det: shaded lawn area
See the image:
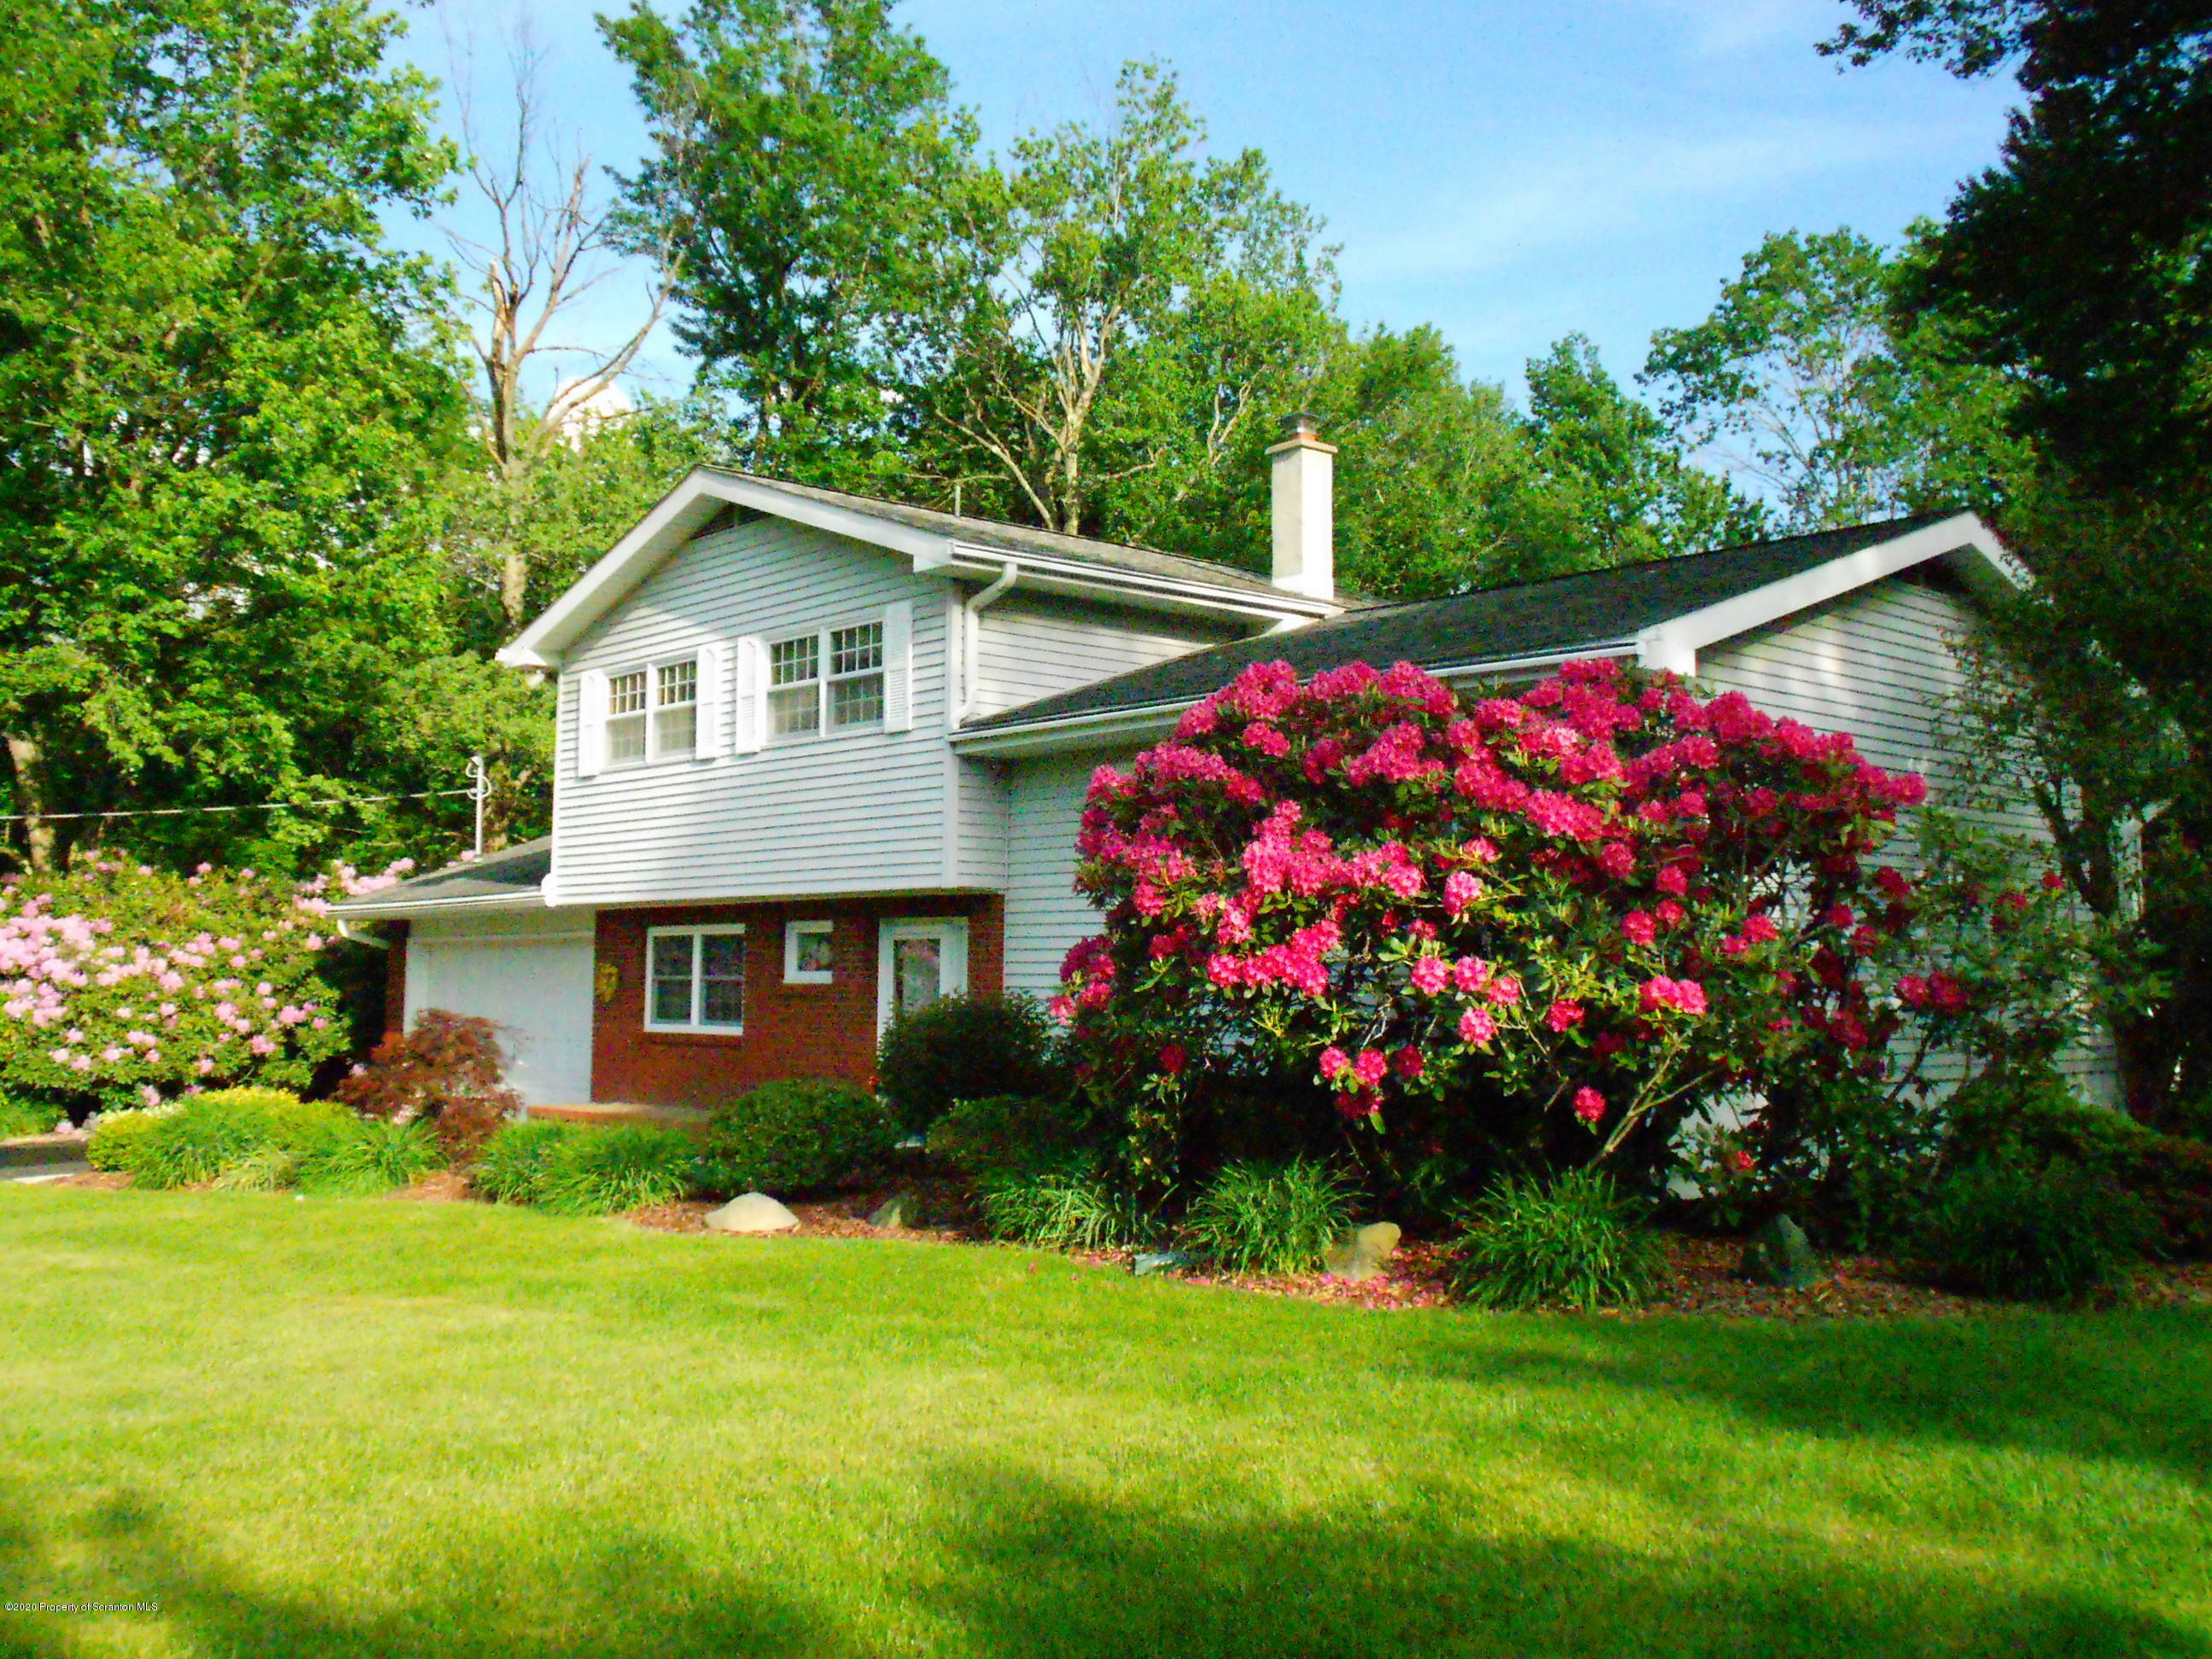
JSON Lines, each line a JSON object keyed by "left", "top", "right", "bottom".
{"left": 1, "top": 1189, "right": 2209, "bottom": 1659}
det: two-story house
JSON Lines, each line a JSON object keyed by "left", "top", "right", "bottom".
{"left": 330, "top": 418, "right": 2047, "bottom": 1109}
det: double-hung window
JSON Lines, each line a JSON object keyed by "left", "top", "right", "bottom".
{"left": 602, "top": 661, "right": 698, "bottom": 766}
{"left": 767, "top": 620, "right": 885, "bottom": 740}
{"left": 645, "top": 926, "right": 746, "bottom": 1033}
{"left": 654, "top": 661, "right": 698, "bottom": 758}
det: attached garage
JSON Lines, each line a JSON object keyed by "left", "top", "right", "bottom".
{"left": 405, "top": 911, "right": 597, "bottom": 1106}
{"left": 334, "top": 841, "right": 598, "bottom": 1108}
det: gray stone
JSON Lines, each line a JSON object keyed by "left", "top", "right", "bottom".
{"left": 1323, "top": 1221, "right": 1402, "bottom": 1282}
{"left": 868, "top": 1192, "right": 919, "bottom": 1230}
{"left": 706, "top": 1192, "right": 800, "bottom": 1235}
{"left": 1742, "top": 1214, "right": 1824, "bottom": 1289}
{"left": 1132, "top": 1249, "right": 1202, "bottom": 1278}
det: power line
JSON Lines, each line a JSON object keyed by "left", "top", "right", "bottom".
{"left": 0, "top": 787, "right": 478, "bottom": 826}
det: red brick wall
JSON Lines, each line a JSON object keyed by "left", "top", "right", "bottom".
{"left": 380, "top": 923, "right": 410, "bottom": 1046}
{"left": 591, "top": 895, "right": 1004, "bottom": 1107}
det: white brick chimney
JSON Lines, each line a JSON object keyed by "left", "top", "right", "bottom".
{"left": 1267, "top": 411, "right": 1336, "bottom": 601}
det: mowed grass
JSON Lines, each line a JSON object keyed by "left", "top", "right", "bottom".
{"left": 1, "top": 1189, "right": 2209, "bottom": 1658}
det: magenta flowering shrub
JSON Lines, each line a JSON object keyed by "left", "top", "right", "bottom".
{"left": 0, "top": 857, "right": 412, "bottom": 1116}
{"left": 1058, "top": 657, "right": 1929, "bottom": 1194}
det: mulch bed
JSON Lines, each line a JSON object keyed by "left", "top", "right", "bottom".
{"left": 33, "top": 1168, "right": 2212, "bottom": 1318}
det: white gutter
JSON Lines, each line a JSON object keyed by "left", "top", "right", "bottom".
{"left": 335, "top": 917, "right": 389, "bottom": 950}
{"left": 327, "top": 891, "right": 553, "bottom": 923}
{"left": 952, "top": 561, "right": 1019, "bottom": 725}
{"left": 947, "top": 642, "right": 1639, "bottom": 760}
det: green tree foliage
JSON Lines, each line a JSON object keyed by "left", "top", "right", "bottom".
{"left": 602, "top": 0, "right": 977, "bottom": 486}
{"left": 1643, "top": 227, "right": 2029, "bottom": 530}
{"left": 1826, "top": 1, "right": 2212, "bottom": 489}
{"left": 0, "top": 0, "right": 535, "bottom": 875}
{"left": 1517, "top": 334, "right": 1768, "bottom": 573}
{"left": 922, "top": 61, "right": 1336, "bottom": 538}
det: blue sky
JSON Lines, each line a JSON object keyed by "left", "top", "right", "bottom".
{"left": 398, "top": 0, "right": 2018, "bottom": 408}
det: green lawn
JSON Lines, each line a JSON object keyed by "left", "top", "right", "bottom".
{"left": 1, "top": 1188, "right": 2208, "bottom": 1658}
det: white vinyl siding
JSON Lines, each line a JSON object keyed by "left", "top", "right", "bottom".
{"left": 968, "top": 592, "right": 1245, "bottom": 720}
{"left": 550, "top": 518, "right": 952, "bottom": 905}
{"left": 1700, "top": 573, "right": 2116, "bottom": 1103}
{"left": 1002, "top": 752, "right": 1127, "bottom": 995}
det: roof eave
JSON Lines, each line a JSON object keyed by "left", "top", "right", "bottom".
{"left": 949, "top": 642, "right": 1639, "bottom": 759}
{"left": 1633, "top": 511, "right": 2017, "bottom": 675}
{"left": 497, "top": 471, "right": 1336, "bottom": 670}
{"left": 325, "top": 889, "right": 552, "bottom": 921}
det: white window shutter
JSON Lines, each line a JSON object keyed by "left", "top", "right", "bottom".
{"left": 696, "top": 643, "right": 729, "bottom": 758}
{"left": 882, "top": 600, "right": 913, "bottom": 732}
{"left": 733, "top": 636, "right": 767, "bottom": 754}
{"left": 576, "top": 669, "right": 608, "bottom": 778}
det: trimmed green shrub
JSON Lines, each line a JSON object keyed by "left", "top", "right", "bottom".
{"left": 925, "top": 1093, "right": 1094, "bottom": 1181}
{"left": 1452, "top": 1169, "right": 1670, "bottom": 1312}
{"left": 296, "top": 1118, "right": 442, "bottom": 1196}
{"left": 876, "top": 994, "right": 1060, "bottom": 1134}
{"left": 473, "top": 1119, "right": 577, "bottom": 1206}
{"left": 87, "top": 1107, "right": 171, "bottom": 1172}
{"left": 130, "top": 1093, "right": 310, "bottom": 1190}
{"left": 980, "top": 1172, "right": 1148, "bottom": 1252}
{"left": 0, "top": 1093, "right": 55, "bottom": 1138}
{"left": 701, "top": 1080, "right": 897, "bottom": 1196}
{"left": 539, "top": 1124, "right": 698, "bottom": 1216}
{"left": 1942, "top": 1072, "right": 2212, "bottom": 1259}
{"left": 1182, "top": 1157, "right": 1360, "bottom": 1276}
{"left": 1914, "top": 1161, "right": 2155, "bottom": 1301}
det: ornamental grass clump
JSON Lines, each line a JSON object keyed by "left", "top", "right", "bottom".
{"left": 472, "top": 1118, "right": 577, "bottom": 1206}
{"left": 127, "top": 1089, "right": 349, "bottom": 1190}
{"left": 538, "top": 1124, "right": 698, "bottom": 1216}
{"left": 980, "top": 1172, "right": 1149, "bottom": 1252}
{"left": 296, "top": 1117, "right": 442, "bottom": 1196}
{"left": 1182, "top": 1157, "right": 1360, "bottom": 1276}
{"left": 1452, "top": 1168, "right": 1669, "bottom": 1312}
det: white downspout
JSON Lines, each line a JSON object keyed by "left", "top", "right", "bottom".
{"left": 953, "top": 561, "right": 1019, "bottom": 726}
{"left": 335, "top": 917, "right": 390, "bottom": 950}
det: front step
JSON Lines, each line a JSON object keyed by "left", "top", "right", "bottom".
{"left": 527, "top": 1103, "right": 715, "bottom": 1133}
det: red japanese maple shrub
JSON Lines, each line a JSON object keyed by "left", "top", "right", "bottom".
{"left": 334, "top": 1009, "right": 521, "bottom": 1156}
{"left": 1057, "top": 656, "right": 1927, "bottom": 1196}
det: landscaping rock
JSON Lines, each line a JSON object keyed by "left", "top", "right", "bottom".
{"left": 1132, "top": 1249, "right": 1202, "bottom": 1278}
{"left": 1742, "top": 1214, "right": 1825, "bottom": 1289}
{"left": 868, "top": 1192, "right": 920, "bottom": 1230}
{"left": 705, "top": 1192, "right": 800, "bottom": 1235}
{"left": 1324, "top": 1221, "right": 1402, "bottom": 1282}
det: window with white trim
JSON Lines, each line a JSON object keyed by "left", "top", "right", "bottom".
{"left": 604, "top": 661, "right": 699, "bottom": 767}
{"left": 783, "top": 919, "right": 835, "bottom": 984}
{"left": 768, "top": 620, "right": 884, "bottom": 740}
{"left": 654, "top": 660, "right": 698, "bottom": 758}
{"left": 645, "top": 925, "right": 746, "bottom": 1032}
{"left": 607, "top": 670, "right": 649, "bottom": 765}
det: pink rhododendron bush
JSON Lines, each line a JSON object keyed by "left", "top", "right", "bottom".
{"left": 0, "top": 858, "right": 411, "bottom": 1121}
{"left": 1058, "top": 657, "right": 1931, "bottom": 1202}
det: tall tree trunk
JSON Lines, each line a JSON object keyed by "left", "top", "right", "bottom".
{"left": 4, "top": 731, "right": 56, "bottom": 872}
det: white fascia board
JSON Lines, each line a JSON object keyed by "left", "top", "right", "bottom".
{"left": 1635, "top": 513, "right": 2019, "bottom": 677}
{"left": 498, "top": 471, "right": 960, "bottom": 669}
{"left": 948, "top": 544, "right": 1342, "bottom": 625}
{"left": 947, "top": 643, "right": 1642, "bottom": 759}
{"left": 325, "top": 890, "right": 553, "bottom": 922}
{"left": 497, "top": 469, "right": 1330, "bottom": 671}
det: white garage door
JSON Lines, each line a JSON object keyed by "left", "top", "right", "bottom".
{"left": 405, "top": 919, "right": 597, "bottom": 1106}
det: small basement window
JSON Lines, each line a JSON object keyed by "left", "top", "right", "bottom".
{"left": 783, "top": 919, "right": 835, "bottom": 984}
{"left": 645, "top": 925, "right": 746, "bottom": 1033}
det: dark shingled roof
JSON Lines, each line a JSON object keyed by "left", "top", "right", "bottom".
{"left": 962, "top": 515, "right": 1948, "bottom": 733}
{"left": 331, "top": 837, "right": 550, "bottom": 913}
{"left": 707, "top": 469, "right": 1307, "bottom": 602}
